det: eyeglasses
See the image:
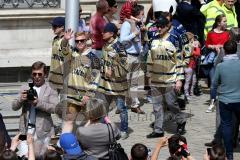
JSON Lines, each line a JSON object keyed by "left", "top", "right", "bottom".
{"left": 75, "top": 39, "right": 86, "bottom": 43}
{"left": 32, "top": 73, "right": 43, "bottom": 77}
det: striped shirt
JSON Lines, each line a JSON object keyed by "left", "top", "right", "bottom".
{"left": 147, "top": 39, "right": 184, "bottom": 87}
{"left": 48, "top": 36, "right": 64, "bottom": 90}
{"left": 98, "top": 38, "right": 128, "bottom": 96}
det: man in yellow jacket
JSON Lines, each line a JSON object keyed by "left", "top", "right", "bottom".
{"left": 222, "top": 0, "right": 238, "bottom": 29}
{"left": 201, "top": 0, "right": 224, "bottom": 38}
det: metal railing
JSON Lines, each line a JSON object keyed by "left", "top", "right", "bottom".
{"left": 0, "top": 0, "right": 60, "bottom": 9}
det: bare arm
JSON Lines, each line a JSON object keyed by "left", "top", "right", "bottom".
{"left": 151, "top": 137, "right": 168, "bottom": 160}
{"left": 27, "top": 134, "right": 35, "bottom": 160}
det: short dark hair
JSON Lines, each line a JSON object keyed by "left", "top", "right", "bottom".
{"left": 132, "top": 5, "right": 144, "bottom": 18}
{"left": 31, "top": 61, "right": 47, "bottom": 74}
{"left": 208, "top": 145, "right": 226, "bottom": 160}
{"left": 44, "top": 149, "right": 62, "bottom": 160}
{"left": 131, "top": 143, "right": 148, "bottom": 160}
{"left": 223, "top": 40, "right": 237, "bottom": 55}
{"left": 168, "top": 134, "right": 187, "bottom": 155}
{"left": 0, "top": 149, "right": 18, "bottom": 160}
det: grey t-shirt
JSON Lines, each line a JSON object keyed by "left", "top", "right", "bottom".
{"left": 76, "top": 123, "right": 120, "bottom": 159}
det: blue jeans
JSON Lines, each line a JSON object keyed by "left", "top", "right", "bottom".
{"left": 219, "top": 101, "right": 240, "bottom": 160}
{"left": 116, "top": 97, "right": 128, "bottom": 132}
{"left": 209, "top": 66, "right": 217, "bottom": 99}
{"left": 95, "top": 92, "right": 128, "bottom": 132}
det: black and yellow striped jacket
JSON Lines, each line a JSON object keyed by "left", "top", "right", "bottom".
{"left": 147, "top": 39, "right": 184, "bottom": 87}
{"left": 67, "top": 49, "right": 100, "bottom": 105}
{"left": 48, "top": 36, "right": 64, "bottom": 90}
{"left": 98, "top": 38, "right": 128, "bottom": 96}
{"left": 61, "top": 40, "right": 100, "bottom": 105}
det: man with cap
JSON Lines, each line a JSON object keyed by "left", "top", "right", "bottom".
{"left": 97, "top": 23, "right": 129, "bottom": 139}
{"left": 48, "top": 17, "right": 65, "bottom": 93}
{"left": 60, "top": 133, "right": 97, "bottom": 160}
{"left": 146, "top": 15, "right": 186, "bottom": 138}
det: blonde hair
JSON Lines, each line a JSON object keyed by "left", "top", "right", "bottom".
{"left": 75, "top": 32, "right": 86, "bottom": 38}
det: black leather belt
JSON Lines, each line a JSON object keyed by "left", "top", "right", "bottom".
{"left": 127, "top": 53, "right": 139, "bottom": 56}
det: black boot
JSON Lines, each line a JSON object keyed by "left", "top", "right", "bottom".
{"left": 177, "top": 122, "right": 186, "bottom": 135}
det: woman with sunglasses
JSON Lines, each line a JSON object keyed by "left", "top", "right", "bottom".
{"left": 59, "top": 30, "right": 100, "bottom": 133}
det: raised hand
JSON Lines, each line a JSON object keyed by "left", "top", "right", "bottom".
{"left": 64, "top": 28, "right": 74, "bottom": 41}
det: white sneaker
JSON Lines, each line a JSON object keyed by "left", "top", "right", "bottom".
{"left": 121, "top": 132, "right": 129, "bottom": 140}
{"left": 206, "top": 104, "right": 215, "bottom": 113}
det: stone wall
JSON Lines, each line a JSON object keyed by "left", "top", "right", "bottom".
{"left": 0, "top": 0, "right": 151, "bottom": 82}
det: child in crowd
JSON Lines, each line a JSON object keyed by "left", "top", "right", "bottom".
{"left": 183, "top": 33, "right": 201, "bottom": 102}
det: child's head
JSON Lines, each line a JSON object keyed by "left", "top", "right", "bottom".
{"left": 131, "top": 143, "right": 148, "bottom": 160}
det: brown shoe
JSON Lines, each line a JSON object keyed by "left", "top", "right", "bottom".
{"left": 131, "top": 107, "right": 145, "bottom": 114}
{"left": 115, "top": 109, "right": 122, "bottom": 114}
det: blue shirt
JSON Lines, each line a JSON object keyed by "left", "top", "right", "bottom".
{"left": 214, "top": 59, "right": 240, "bottom": 103}
{"left": 119, "top": 21, "right": 142, "bottom": 55}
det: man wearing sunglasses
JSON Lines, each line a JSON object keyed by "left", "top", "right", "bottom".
{"left": 12, "top": 61, "right": 59, "bottom": 157}
{"left": 59, "top": 30, "right": 100, "bottom": 133}
{"left": 146, "top": 15, "right": 186, "bottom": 138}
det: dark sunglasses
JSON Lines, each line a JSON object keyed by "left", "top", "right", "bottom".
{"left": 32, "top": 73, "right": 43, "bottom": 77}
{"left": 75, "top": 39, "right": 86, "bottom": 43}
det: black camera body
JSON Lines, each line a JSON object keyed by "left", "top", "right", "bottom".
{"left": 27, "top": 79, "right": 38, "bottom": 101}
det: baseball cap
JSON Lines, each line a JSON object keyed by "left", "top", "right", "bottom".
{"left": 103, "top": 23, "right": 118, "bottom": 34}
{"left": 60, "top": 133, "right": 82, "bottom": 155}
{"left": 106, "top": 0, "right": 117, "bottom": 7}
{"left": 50, "top": 17, "right": 65, "bottom": 27}
{"left": 154, "top": 15, "right": 169, "bottom": 28}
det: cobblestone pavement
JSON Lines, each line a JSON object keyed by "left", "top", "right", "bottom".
{"left": 0, "top": 83, "right": 240, "bottom": 160}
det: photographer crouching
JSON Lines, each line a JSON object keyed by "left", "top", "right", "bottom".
{"left": 12, "top": 61, "right": 59, "bottom": 158}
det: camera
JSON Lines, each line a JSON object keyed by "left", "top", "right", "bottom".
{"left": 19, "top": 134, "right": 27, "bottom": 141}
{"left": 27, "top": 79, "right": 38, "bottom": 101}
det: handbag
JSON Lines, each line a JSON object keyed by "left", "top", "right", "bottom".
{"left": 106, "top": 124, "right": 129, "bottom": 160}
